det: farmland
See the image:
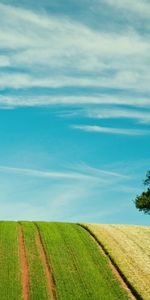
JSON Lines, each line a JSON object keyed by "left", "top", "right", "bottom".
{"left": 85, "top": 224, "right": 150, "bottom": 300}
{"left": 0, "top": 222, "right": 149, "bottom": 299}
{"left": 20, "top": 222, "right": 51, "bottom": 300}
{"left": 0, "top": 222, "right": 22, "bottom": 300}
{"left": 36, "top": 222, "right": 130, "bottom": 300}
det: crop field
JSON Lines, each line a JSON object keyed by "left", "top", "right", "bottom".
{"left": 85, "top": 224, "right": 150, "bottom": 300}
{"left": 20, "top": 222, "right": 51, "bottom": 300}
{"left": 0, "top": 222, "right": 22, "bottom": 300}
{"left": 0, "top": 221, "right": 149, "bottom": 300}
{"left": 36, "top": 222, "right": 130, "bottom": 300}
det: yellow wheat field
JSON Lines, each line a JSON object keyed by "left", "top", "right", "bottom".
{"left": 85, "top": 224, "right": 150, "bottom": 300}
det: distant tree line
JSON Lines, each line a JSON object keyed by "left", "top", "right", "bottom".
{"left": 135, "top": 170, "right": 150, "bottom": 214}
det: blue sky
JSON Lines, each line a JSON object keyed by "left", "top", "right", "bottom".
{"left": 0, "top": 0, "right": 150, "bottom": 225}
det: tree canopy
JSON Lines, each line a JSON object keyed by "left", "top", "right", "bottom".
{"left": 144, "top": 170, "right": 150, "bottom": 186}
{"left": 135, "top": 171, "right": 150, "bottom": 214}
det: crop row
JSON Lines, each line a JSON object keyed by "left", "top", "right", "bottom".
{"left": 86, "top": 224, "right": 150, "bottom": 300}
{"left": 0, "top": 221, "right": 135, "bottom": 300}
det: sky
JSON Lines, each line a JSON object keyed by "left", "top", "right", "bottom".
{"left": 0, "top": 0, "right": 150, "bottom": 225}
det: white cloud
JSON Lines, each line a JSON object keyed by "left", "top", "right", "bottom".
{"left": 104, "top": 0, "right": 150, "bottom": 19}
{"left": 0, "top": 160, "right": 144, "bottom": 222}
{"left": 0, "top": 94, "right": 150, "bottom": 108}
{"left": 0, "top": 165, "right": 92, "bottom": 181}
{"left": 86, "top": 108, "right": 150, "bottom": 124}
{"left": 0, "top": 162, "right": 129, "bottom": 221}
{"left": 0, "top": 55, "right": 10, "bottom": 67}
{"left": 69, "top": 162, "right": 129, "bottom": 179}
{"left": 0, "top": 3, "right": 148, "bottom": 53}
{"left": 72, "top": 125, "right": 150, "bottom": 135}
{"left": 0, "top": 165, "right": 111, "bottom": 183}
{"left": 0, "top": 3, "right": 150, "bottom": 94}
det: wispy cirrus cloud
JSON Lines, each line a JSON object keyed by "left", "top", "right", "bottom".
{"left": 68, "top": 162, "right": 129, "bottom": 179}
{"left": 0, "top": 94, "right": 150, "bottom": 108}
{"left": 0, "top": 2, "right": 150, "bottom": 96}
{"left": 0, "top": 165, "right": 97, "bottom": 181}
{"left": 57, "top": 105, "right": 150, "bottom": 125}
{"left": 85, "top": 107, "right": 150, "bottom": 124}
{"left": 0, "top": 161, "right": 131, "bottom": 221}
{"left": 0, "top": 164, "right": 120, "bottom": 183}
{"left": 0, "top": 1, "right": 150, "bottom": 139}
{"left": 0, "top": 1, "right": 149, "bottom": 225}
{"left": 0, "top": 162, "right": 130, "bottom": 184}
{"left": 104, "top": 0, "right": 150, "bottom": 19}
{"left": 72, "top": 125, "right": 150, "bottom": 136}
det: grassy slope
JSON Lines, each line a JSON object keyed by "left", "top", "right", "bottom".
{"left": 21, "top": 222, "right": 50, "bottom": 300}
{"left": 86, "top": 224, "right": 150, "bottom": 300}
{"left": 0, "top": 221, "right": 149, "bottom": 300}
{"left": 0, "top": 222, "right": 22, "bottom": 300}
{"left": 37, "top": 222, "right": 130, "bottom": 300}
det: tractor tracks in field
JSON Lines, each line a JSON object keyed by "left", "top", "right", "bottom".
{"left": 79, "top": 224, "right": 142, "bottom": 300}
{"left": 35, "top": 224, "right": 56, "bottom": 300}
{"left": 19, "top": 223, "right": 56, "bottom": 300}
{"left": 18, "top": 224, "right": 30, "bottom": 300}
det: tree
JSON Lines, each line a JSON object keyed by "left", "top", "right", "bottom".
{"left": 135, "top": 170, "right": 150, "bottom": 214}
{"left": 144, "top": 170, "right": 150, "bottom": 186}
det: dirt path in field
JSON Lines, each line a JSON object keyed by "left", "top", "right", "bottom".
{"left": 36, "top": 230, "right": 56, "bottom": 300}
{"left": 79, "top": 225, "right": 139, "bottom": 300}
{"left": 19, "top": 225, "right": 29, "bottom": 300}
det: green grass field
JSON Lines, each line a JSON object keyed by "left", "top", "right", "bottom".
{"left": 36, "top": 222, "right": 130, "bottom": 300}
{"left": 0, "top": 222, "right": 22, "bottom": 300}
{"left": 0, "top": 221, "right": 149, "bottom": 299}
{"left": 21, "top": 222, "right": 51, "bottom": 300}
